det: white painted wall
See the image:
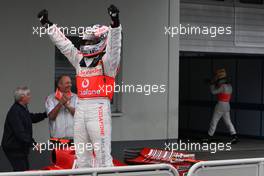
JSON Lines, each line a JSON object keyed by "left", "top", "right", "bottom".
{"left": 0, "top": 0, "right": 179, "bottom": 143}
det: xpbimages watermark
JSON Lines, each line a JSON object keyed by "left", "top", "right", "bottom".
{"left": 32, "top": 141, "right": 100, "bottom": 154}
{"left": 79, "top": 82, "right": 166, "bottom": 96}
{"left": 164, "top": 140, "right": 232, "bottom": 154}
{"left": 103, "top": 83, "right": 166, "bottom": 95}
{"left": 32, "top": 24, "right": 102, "bottom": 38}
{"left": 165, "top": 24, "right": 232, "bottom": 38}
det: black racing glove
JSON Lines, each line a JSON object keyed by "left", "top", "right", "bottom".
{"left": 37, "top": 9, "right": 53, "bottom": 28}
{"left": 108, "top": 5, "right": 120, "bottom": 28}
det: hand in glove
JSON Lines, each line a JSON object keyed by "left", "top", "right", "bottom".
{"left": 108, "top": 5, "right": 120, "bottom": 28}
{"left": 37, "top": 9, "right": 53, "bottom": 28}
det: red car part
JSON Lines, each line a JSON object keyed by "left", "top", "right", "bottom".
{"left": 42, "top": 139, "right": 126, "bottom": 170}
{"left": 125, "top": 148, "right": 202, "bottom": 176}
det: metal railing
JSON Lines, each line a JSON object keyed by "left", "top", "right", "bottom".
{"left": 0, "top": 164, "right": 179, "bottom": 176}
{"left": 187, "top": 158, "right": 264, "bottom": 176}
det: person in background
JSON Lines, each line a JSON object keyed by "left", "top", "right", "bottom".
{"left": 207, "top": 68, "right": 238, "bottom": 144}
{"left": 1, "top": 86, "right": 47, "bottom": 171}
{"left": 45, "top": 75, "right": 77, "bottom": 141}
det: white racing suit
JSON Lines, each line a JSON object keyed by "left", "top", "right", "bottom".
{"left": 208, "top": 83, "right": 237, "bottom": 136}
{"left": 47, "top": 24, "right": 122, "bottom": 168}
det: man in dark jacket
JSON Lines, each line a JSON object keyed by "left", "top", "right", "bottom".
{"left": 1, "top": 86, "right": 47, "bottom": 171}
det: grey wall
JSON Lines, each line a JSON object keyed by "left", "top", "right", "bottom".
{"left": 0, "top": 0, "right": 179, "bottom": 143}
{"left": 112, "top": 0, "right": 179, "bottom": 141}
{"left": 180, "top": 0, "right": 264, "bottom": 54}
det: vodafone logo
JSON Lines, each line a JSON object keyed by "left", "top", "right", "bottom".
{"left": 79, "top": 67, "right": 102, "bottom": 77}
{"left": 81, "top": 79, "right": 90, "bottom": 88}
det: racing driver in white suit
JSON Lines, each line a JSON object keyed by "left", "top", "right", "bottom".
{"left": 37, "top": 5, "right": 122, "bottom": 168}
{"left": 208, "top": 69, "right": 238, "bottom": 144}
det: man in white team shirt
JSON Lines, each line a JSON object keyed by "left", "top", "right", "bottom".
{"left": 45, "top": 75, "right": 77, "bottom": 140}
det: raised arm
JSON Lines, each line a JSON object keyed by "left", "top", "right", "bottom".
{"left": 37, "top": 9, "right": 82, "bottom": 69}
{"left": 103, "top": 5, "right": 122, "bottom": 77}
